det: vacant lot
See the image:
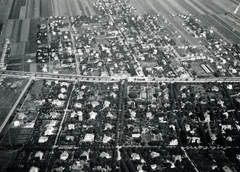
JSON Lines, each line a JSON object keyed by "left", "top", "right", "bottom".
{"left": 0, "top": 77, "right": 28, "bottom": 108}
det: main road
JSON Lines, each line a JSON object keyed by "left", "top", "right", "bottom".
{"left": 1, "top": 69, "right": 240, "bottom": 83}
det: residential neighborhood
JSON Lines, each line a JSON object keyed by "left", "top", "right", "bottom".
{"left": 0, "top": 0, "right": 240, "bottom": 171}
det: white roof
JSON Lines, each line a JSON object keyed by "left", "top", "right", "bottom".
{"left": 131, "top": 153, "right": 140, "bottom": 160}
{"left": 89, "top": 111, "right": 98, "bottom": 120}
{"left": 103, "top": 134, "right": 112, "bottom": 143}
{"left": 151, "top": 152, "right": 160, "bottom": 158}
{"left": 84, "top": 134, "right": 94, "bottom": 142}
{"left": 100, "top": 152, "right": 111, "bottom": 159}
{"left": 60, "top": 151, "right": 69, "bottom": 160}
{"left": 29, "top": 166, "right": 39, "bottom": 172}
{"left": 169, "top": 139, "right": 178, "bottom": 146}
{"left": 35, "top": 151, "right": 44, "bottom": 160}
{"left": 38, "top": 136, "right": 48, "bottom": 143}
{"left": 132, "top": 134, "right": 140, "bottom": 138}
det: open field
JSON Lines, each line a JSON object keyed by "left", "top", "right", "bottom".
{"left": 0, "top": 77, "right": 28, "bottom": 126}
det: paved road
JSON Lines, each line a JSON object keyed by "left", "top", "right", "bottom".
{"left": 1, "top": 69, "right": 240, "bottom": 83}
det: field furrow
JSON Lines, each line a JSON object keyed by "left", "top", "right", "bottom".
{"left": 48, "top": 0, "right": 53, "bottom": 17}
{"left": 212, "top": 14, "right": 240, "bottom": 38}
{"left": 73, "top": 0, "right": 82, "bottom": 16}
{"left": 191, "top": 0, "right": 214, "bottom": 14}
{"left": 11, "top": 20, "right": 20, "bottom": 43}
{"left": 212, "top": 0, "right": 236, "bottom": 13}
{"left": 69, "top": 0, "right": 78, "bottom": 17}
{"left": 139, "top": 0, "right": 157, "bottom": 15}
{"left": 77, "top": 0, "right": 86, "bottom": 16}
{"left": 148, "top": 0, "right": 171, "bottom": 14}
{"left": 34, "top": 0, "right": 40, "bottom": 18}
{"left": 156, "top": 0, "right": 178, "bottom": 15}
{"left": 199, "top": 0, "right": 225, "bottom": 14}
{"left": 4, "top": 20, "right": 14, "bottom": 39}
{"left": 144, "top": 0, "right": 160, "bottom": 14}
{"left": 53, "top": 0, "right": 59, "bottom": 16}
{"left": 167, "top": 0, "right": 189, "bottom": 15}
{"left": 86, "top": 0, "right": 96, "bottom": 15}
{"left": 20, "top": 19, "right": 30, "bottom": 42}
{"left": 130, "top": 0, "right": 147, "bottom": 15}
{"left": 65, "top": 0, "right": 72, "bottom": 16}
{"left": 184, "top": 0, "right": 205, "bottom": 15}
{"left": 19, "top": 6, "right": 26, "bottom": 19}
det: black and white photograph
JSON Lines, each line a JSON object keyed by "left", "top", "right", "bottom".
{"left": 0, "top": 0, "right": 240, "bottom": 171}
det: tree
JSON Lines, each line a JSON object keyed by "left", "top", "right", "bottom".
{"left": 128, "top": 92, "right": 138, "bottom": 99}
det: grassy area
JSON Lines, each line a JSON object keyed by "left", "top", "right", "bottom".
{"left": 0, "top": 108, "right": 11, "bottom": 126}
{"left": 0, "top": 77, "right": 28, "bottom": 109}
{"left": 0, "top": 150, "right": 18, "bottom": 172}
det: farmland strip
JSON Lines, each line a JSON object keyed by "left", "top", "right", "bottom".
{"left": 28, "top": 18, "right": 37, "bottom": 42}
{"left": 156, "top": 0, "right": 178, "bottom": 15}
{"left": 167, "top": 0, "right": 189, "bottom": 15}
{"left": 70, "top": 0, "right": 78, "bottom": 17}
{"left": 57, "top": 0, "right": 63, "bottom": 16}
{"left": 34, "top": 0, "right": 40, "bottom": 18}
{"left": 60, "top": 0, "right": 67, "bottom": 16}
{"left": 26, "top": 0, "right": 31, "bottom": 18}
{"left": 5, "top": 20, "right": 14, "bottom": 39}
{"left": 147, "top": 0, "right": 171, "bottom": 14}
{"left": 86, "top": 0, "right": 96, "bottom": 15}
{"left": 77, "top": 0, "right": 86, "bottom": 16}
{"left": 19, "top": 6, "right": 26, "bottom": 19}
{"left": 184, "top": 0, "right": 205, "bottom": 15}
{"left": 145, "top": 0, "right": 160, "bottom": 14}
{"left": 207, "top": 14, "right": 240, "bottom": 43}
{"left": 212, "top": 0, "right": 236, "bottom": 13}
{"left": 138, "top": 0, "right": 157, "bottom": 15}
{"left": 73, "top": 0, "right": 82, "bottom": 16}
{"left": 11, "top": 20, "right": 20, "bottom": 43}
{"left": 16, "top": 20, "right": 23, "bottom": 42}
{"left": 20, "top": 19, "right": 30, "bottom": 42}
{"left": 191, "top": 0, "right": 214, "bottom": 14}
{"left": 8, "top": 0, "right": 18, "bottom": 19}
{"left": 210, "top": 26, "right": 233, "bottom": 44}
{"left": 129, "top": 0, "right": 146, "bottom": 15}
{"left": 85, "top": 7, "right": 91, "bottom": 16}
{"left": 29, "top": 0, "right": 35, "bottom": 19}
{"left": 10, "top": 43, "right": 17, "bottom": 56}
{"left": 199, "top": 0, "right": 225, "bottom": 14}
{"left": 48, "top": 0, "right": 53, "bottom": 17}
{"left": 65, "top": 0, "right": 72, "bottom": 16}
{"left": 0, "top": 0, "right": 13, "bottom": 20}
{"left": 212, "top": 14, "right": 240, "bottom": 38}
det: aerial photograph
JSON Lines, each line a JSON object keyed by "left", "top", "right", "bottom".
{"left": 0, "top": 0, "right": 240, "bottom": 171}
